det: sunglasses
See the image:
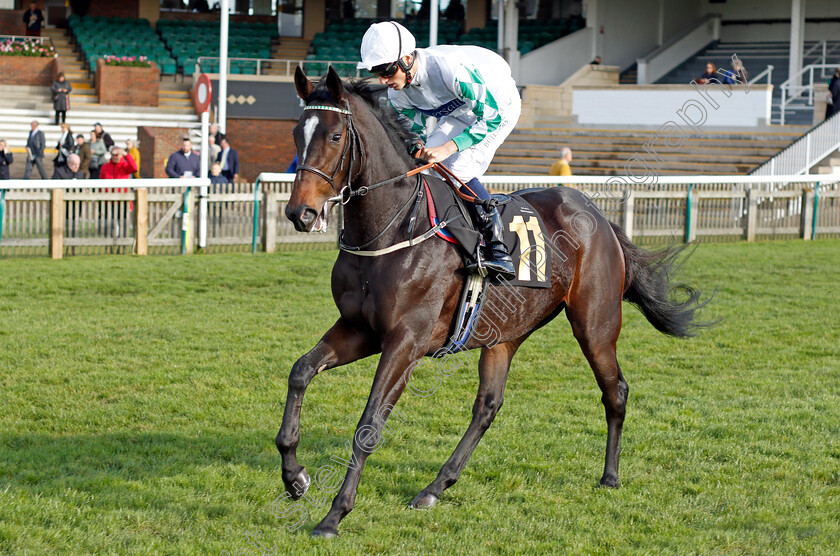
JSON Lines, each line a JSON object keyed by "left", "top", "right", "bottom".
{"left": 370, "top": 61, "right": 399, "bottom": 78}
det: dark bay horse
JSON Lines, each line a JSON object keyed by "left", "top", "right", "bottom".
{"left": 278, "top": 66, "right": 705, "bottom": 537}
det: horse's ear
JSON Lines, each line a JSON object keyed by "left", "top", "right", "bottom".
{"left": 326, "top": 65, "right": 344, "bottom": 103}
{"left": 294, "top": 66, "right": 313, "bottom": 101}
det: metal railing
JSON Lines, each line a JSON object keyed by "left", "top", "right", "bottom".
{"left": 194, "top": 56, "right": 362, "bottom": 78}
{"left": 752, "top": 112, "right": 840, "bottom": 176}
{"left": 748, "top": 64, "right": 774, "bottom": 85}
{"left": 778, "top": 63, "right": 837, "bottom": 125}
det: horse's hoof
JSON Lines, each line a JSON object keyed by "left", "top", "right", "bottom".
{"left": 284, "top": 468, "right": 311, "bottom": 500}
{"left": 410, "top": 491, "right": 439, "bottom": 509}
{"left": 600, "top": 474, "right": 620, "bottom": 488}
{"left": 311, "top": 528, "right": 337, "bottom": 539}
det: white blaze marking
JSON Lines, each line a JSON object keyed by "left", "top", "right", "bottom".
{"left": 302, "top": 116, "right": 319, "bottom": 161}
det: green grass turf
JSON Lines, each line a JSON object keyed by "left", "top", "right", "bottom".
{"left": 0, "top": 240, "right": 838, "bottom": 554}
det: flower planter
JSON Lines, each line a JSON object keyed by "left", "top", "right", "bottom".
{"left": 96, "top": 60, "right": 160, "bottom": 106}
{"left": 0, "top": 55, "right": 57, "bottom": 86}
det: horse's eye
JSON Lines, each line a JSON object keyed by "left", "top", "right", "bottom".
{"left": 331, "top": 133, "right": 342, "bottom": 143}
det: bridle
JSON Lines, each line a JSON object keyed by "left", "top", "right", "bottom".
{"left": 295, "top": 102, "right": 363, "bottom": 204}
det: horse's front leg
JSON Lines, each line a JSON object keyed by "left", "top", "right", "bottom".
{"left": 277, "top": 318, "right": 379, "bottom": 500}
{"left": 311, "top": 332, "right": 428, "bottom": 538}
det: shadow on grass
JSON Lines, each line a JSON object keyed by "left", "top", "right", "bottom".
{"left": 0, "top": 431, "right": 279, "bottom": 491}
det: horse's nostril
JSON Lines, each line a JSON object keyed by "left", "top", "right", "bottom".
{"left": 300, "top": 208, "right": 317, "bottom": 225}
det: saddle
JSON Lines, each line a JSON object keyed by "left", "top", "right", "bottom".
{"left": 422, "top": 176, "right": 552, "bottom": 289}
{"left": 423, "top": 176, "right": 553, "bottom": 355}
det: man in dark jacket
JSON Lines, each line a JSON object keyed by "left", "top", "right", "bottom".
{"left": 51, "top": 154, "right": 85, "bottom": 179}
{"left": 74, "top": 134, "right": 91, "bottom": 178}
{"left": 23, "top": 120, "right": 47, "bottom": 179}
{"left": 0, "top": 139, "right": 13, "bottom": 180}
{"left": 23, "top": 3, "right": 44, "bottom": 37}
{"left": 827, "top": 68, "right": 840, "bottom": 119}
{"left": 217, "top": 137, "right": 240, "bottom": 182}
{"left": 165, "top": 136, "right": 201, "bottom": 178}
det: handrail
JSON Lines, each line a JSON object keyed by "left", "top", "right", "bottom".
{"left": 194, "top": 56, "right": 361, "bottom": 77}
{"left": 778, "top": 63, "right": 837, "bottom": 124}
{"left": 748, "top": 64, "right": 774, "bottom": 85}
{"left": 751, "top": 111, "right": 840, "bottom": 176}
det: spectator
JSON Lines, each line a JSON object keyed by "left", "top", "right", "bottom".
{"left": 697, "top": 62, "right": 731, "bottom": 85}
{"left": 217, "top": 137, "right": 239, "bottom": 182}
{"left": 51, "top": 153, "right": 84, "bottom": 179}
{"left": 93, "top": 123, "right": 114, "bottom": 150}
{"left": 207, "top": 133, "right": 222, "bottom": 174}
{"left": 343, "top": 0, "right": 355, "bottom": 19}
{"left": 23, "top": 120, "right": 46, "bottom": 179}
{"left": 209, "top": 123, "right": 225, "bottom": 146}
{"left": 88, "top": 130, "right": 107, "bottom": 179}
{"left": 0, "top": 140, "right": 12, "bottom": 180}
{"left": 125, "top": 139, "right": 141, "bottom": 178}
{"left": 549, "top": 147, "right": 573, "bottom": 177}
{"left": 826, "top": 68, "right": 840, "bottom": 119}
{"left": 23, "top": 2, "right": 44, "bottom": 37}
{"left": 591, "top": 56, "right": 602, "bottom": 65}
{"left": 166, "top": 136, "right": 201, "bottom": 178}
{"left": 209, "top": 162, "right": 228, "bottom": 191}
{"left": 730, "top": 58, "right": 749, "bottom": 84}
{"left": 54, "top": 122, "right": 74, "bottom": 168}
{"left": 443, "top": 0, "right": 464, "bottom": 21}
{"left": 100, "top": 147, "right": 137, "bottom": 180}
{"left": 74, "top": 134, "right": 91, "bottom": 178}
{"left": 50, "top": 73, "right": 72, "bottom": 125}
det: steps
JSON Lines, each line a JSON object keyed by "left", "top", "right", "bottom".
{"left": 0, "top": 85, "right": 199, "bottom": 151}
{"left": 264, "top": 37, "right": 312, "bottom": 76}
{"left": 42, "top": 27, "right": 96, "bottom": 105}
{"left": 488, "top": 124, "right": 810, "bottom": 176}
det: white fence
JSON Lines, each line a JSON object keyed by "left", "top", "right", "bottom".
{"left": 1, "top": 174, "right": 839, "bottom": 259}
{"left": 751, "top": 112, "right": 840, "bottom": 176}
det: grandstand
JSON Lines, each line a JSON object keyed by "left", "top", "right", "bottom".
{"left": 654, "top": 39, "right": 840, "bottom": 125}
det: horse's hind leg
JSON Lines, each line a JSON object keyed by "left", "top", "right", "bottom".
{"left": 411, "top": 338, "right": 524, "bottom": 509}
{"left": 276, "top": 318, "right": 378, "bottom": 499}
{"left": 566, "top": 287, "right": 629, "bottom": 487}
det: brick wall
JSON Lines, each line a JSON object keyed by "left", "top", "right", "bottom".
{"left": 96, "top": 60, "right": 160, "bottom": 106}
{"left": 138, "top": 126, "right": 194, "bottom": 179}
{"left": 224, "top": 119, "right": 297, "bottom": 182}
{"left": 0, "top": 9, "right": 26, "bottom": 35}
{"left": 0, "top": 56, "right": 58, "bottom": 86}
{"left": 86, "top": 0, "right": 140, "bottom": 19}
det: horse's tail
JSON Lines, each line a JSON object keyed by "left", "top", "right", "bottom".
{"left": 610, "top": 222, "right": 710, "bottom": 338}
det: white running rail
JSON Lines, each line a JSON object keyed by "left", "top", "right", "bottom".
{"left": 752, "top": 112, "right": 840, "bottom": 176}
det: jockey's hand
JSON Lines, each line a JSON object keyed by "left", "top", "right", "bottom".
{"left": 415, "top": 140, "right": 458, "bottom": 163}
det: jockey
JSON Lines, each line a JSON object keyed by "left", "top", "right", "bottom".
{"left": 358, "top": 21, "right": 520, "bottom": 280}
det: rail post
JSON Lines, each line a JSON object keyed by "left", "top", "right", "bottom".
{"left": 621, "top": 189, "right": 634, "bottom": 240}
{"left": 812, "top": 182, "right": 820, "bottom": 240}
{"left": 181, "top": 187, "right": 191, "bottom": 255}
{"left": 744, "top": 188, "right": 758, "bottom": 242}
{"left": 685, "top": 184, "right": 697, "bottom": 243}
{"left": 0, "top": 189, "right": 5, "bottom": 253}
{"left": 136, "top": 188, "right": 148, "bottom": 255}
{"left": 252, "top": 178, "right": 261, "bottom": 253}
{"left": 50, "top": 188, "right": 64, "bottom": 259}
{"left": 264, "top": 190, "right": 277, "bottom": 253}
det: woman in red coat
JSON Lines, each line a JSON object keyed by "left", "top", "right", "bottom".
{"left": 99, "top": 147, "right": 137, "bottom": 179}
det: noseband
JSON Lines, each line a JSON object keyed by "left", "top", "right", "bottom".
{"left": 295, "top": 103, "right": 363, "bottom": 204}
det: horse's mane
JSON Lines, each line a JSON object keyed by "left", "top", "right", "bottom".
{"left": 310, "top": 77, "right": 421, "bottom": 169}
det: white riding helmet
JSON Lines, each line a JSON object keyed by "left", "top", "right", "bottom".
{"left": 357, "top": 21, "right": 416, "bottom": 71}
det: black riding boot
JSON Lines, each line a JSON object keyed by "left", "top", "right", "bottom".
{"left": 467, "top": 204, "right": 516, "bottom": 280}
